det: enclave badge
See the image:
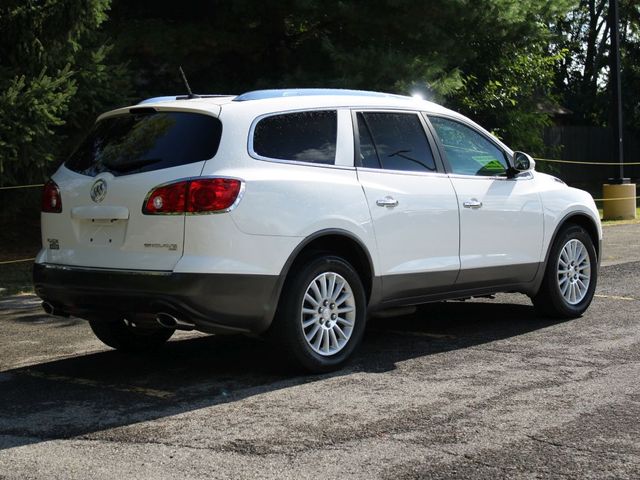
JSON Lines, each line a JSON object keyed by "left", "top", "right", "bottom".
{"left": 90, "top": 179, "right": 107, "bottom": 203}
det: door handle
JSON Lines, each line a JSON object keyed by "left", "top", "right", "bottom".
{"left": 463, "top": 198, "right": 483, "bottom": 209}
{"left": 376, "top": 196, "right": 399, "bottom": 208}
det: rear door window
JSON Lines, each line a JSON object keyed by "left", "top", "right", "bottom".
{"left": 252, "top": 110, "right": 337, "bottom": 164}
{"left": 66, "top": 111, "right": 222, "bottom": 177}
{"left": 355, "top": 112, "right": 437, "bottom": 172}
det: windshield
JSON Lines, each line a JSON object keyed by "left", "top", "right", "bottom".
{"left": 65, "top": 111, "right": 222, "bottom": 176}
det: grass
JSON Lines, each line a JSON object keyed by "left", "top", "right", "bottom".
{"left": 0, "top": 195, "right": 40, "bottom": 297}
{"left": 598, "top": 207, "right": 640, "bottom": 225}
{"left": 0, "top": 262, "right": 35, "bottom": 297}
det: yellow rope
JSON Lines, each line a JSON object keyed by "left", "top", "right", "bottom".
{"left": 0, "top": 258, "right": 35, "bottom": 265}
{"left": 0, "top": 184, "right": 44, "bottom": 190}
{"left": 535, "top": 157, "right": 640, "bottom": 166}
{"left": 592, "top": 196, "right": 640, "bottom": 202}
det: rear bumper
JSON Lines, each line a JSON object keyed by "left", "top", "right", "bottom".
{"left": 33, "top": 263, "right": 279, "bottom": 334}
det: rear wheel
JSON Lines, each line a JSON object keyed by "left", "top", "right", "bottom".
{"left": 272, "top": 254, "right": 367, "bottom": 373}
{"left": 533, "top": 224, "right": 597, "bottom": 318}
{"left": 89, "top": 317, "right": 175, "bottom": 352}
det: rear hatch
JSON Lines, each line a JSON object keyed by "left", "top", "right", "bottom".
{"left": 42, "top": 106, "right": 222, "bottom": 271}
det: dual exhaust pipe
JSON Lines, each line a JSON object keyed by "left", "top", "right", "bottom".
{"left": 41, "top": 302, "right": 195, "bottom": 331}
{"left": 41, "top": 301, "right": 70, "bottom": 318}
{"left": 155, "top": 312, "right": 195, "bottom": 330}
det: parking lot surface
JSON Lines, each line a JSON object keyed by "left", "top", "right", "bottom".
{"left": 0, "top": 223, "right": 639, "bottom": 479}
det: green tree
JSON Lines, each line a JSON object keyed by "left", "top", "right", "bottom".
{"left": 107, "top": 0, "right": 572, "bottom": 153}
{"left": 618, "top": 1, "right": 640, "bottom": 134}
{"left": 551, "top": 0, "right": 640, "bottom": 131}
{"left": 438, "top": 1, "right": 570, "bottom": 153}
{"left": 0, "top": 0, "right": 130, "bottom": 186}
{"left": 551, "top": 0, "right": 611, "bottom": 126}
{"left": 454, "top": 46, "right": 566, "bottom": 154}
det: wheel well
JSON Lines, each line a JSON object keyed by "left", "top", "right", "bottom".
{"left": 286, "top": 234, "right": 373, "bottom": 300}
{"left": 562, "top": 214, "right": 600, "bottom": 258}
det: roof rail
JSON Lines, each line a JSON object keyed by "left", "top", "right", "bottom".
{"left": 233, "top": 88, "right": 408, "bottom": 102}
{"left": 137, "top": 94, "right": 233, "bottom": 105}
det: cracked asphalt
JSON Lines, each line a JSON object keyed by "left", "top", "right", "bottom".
{"left": 0, "top": 223, "right": 639, "bottom": 479}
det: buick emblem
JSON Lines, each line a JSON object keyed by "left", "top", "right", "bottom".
{"left": 90, "top": 179, "right": 107, "bottom": 203}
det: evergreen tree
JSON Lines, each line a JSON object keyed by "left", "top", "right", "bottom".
{"left": 106, "top": 0, "right": 572, "bottom": 152}
{"left": 0, "top": 0, "right": 130, "bottom": 186}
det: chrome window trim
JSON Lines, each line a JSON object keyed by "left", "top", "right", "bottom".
{"left": 245, "top": 157, "right": 356, "bottom": 171}
{"left": 356, "top": 166, "right": 450, "bottom": 178}
{"left": 141, "top": 175, "right": 246, "bottom": 216}
{"left": 447, "top": 171, "right": 533, "bottom": 181}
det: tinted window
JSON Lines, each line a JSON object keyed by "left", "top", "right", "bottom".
{"left": 253, "top": 111, "right": 337, "bottom": 164}
{"left": 66, "top": 111, "right": 222, "bottom": 177}
{"left": 429, "top": 116, "right": 508, "bottom": 176}
{"left": 356, "top": 112, "right": 436, "bottom": 172}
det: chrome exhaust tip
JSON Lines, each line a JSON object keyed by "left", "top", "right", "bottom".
{"left": 42, "top": 301, "right": 54, "bottom": 315}
{"left": 41, "top": 301, "right": 70, "bottom": 318}
{"left": 156, "top": 312, "right": 195, "bottom": 330}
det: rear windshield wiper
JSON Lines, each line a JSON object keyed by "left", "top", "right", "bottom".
{"left": 103, "top": 157, "right": 162, "bottom": 173}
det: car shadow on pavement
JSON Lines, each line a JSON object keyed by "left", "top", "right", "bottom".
{"left": 0, "top": 299, "right": 565, "bottom": 451}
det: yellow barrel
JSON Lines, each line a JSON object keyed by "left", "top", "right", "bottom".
{"left": 602, "top": 183, "right": 637, "bottom": 220}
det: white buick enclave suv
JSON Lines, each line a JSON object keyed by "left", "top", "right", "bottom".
{"left": 34, "top": 89, "right": 601, "bottom": 371}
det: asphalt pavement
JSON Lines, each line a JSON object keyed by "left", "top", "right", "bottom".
{"left": 0, "top": 223, "right": 639, "bottom": 479}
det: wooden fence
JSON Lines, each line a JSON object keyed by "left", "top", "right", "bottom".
{"left": 542, "top": 126, "right": 640, "bottom": 189}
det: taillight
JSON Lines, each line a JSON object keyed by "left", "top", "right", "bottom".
{"left": 41, "top": 180, "right": 62, "bottom": 213}
{"left": 143, "top": 178, "right": 242, "bottom": 214}
{"left": 187, "top": 178, "right": 242, "bottom": 213}
{"left": 143, "top": 181, "right": 189, "bottom": 214}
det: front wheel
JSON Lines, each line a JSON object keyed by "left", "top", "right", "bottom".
{"left": 533, "top": 224, "right": 598, "bottom": 318}
{"left": 89, "top": 318, "right": 175, "bottom": 352}
{"left": 271, "top": 255, "right": 367, "bottom": 373}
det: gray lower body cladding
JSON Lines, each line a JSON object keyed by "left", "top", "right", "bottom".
{"left": 33, "top": 263, "right": 279, "bottom": 334}
{"left": 33, "top": 260, "right": 548, "bottom": 335}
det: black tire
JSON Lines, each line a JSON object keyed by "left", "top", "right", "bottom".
{"left": 89, "top": 318, "right": 175, "bottom": 352}
{"left": 271, "top": 254, "right": 367, "bottom": 373}
{"left": 533, "top": 224, "right": 598, "bottom": 318}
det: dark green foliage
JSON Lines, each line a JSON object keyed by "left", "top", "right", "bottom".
{"left": 454, "top": 46, "right": 566, "bottom": 154}
{"left": 551, "top": 0, "right": 640, "bottom": 135}
{"left": 5, "top": 0, "right": 639, "bottom": 188}
{"left": 619, "top": 1, "right": 640, "bottom": 133}
{"left": 106, "top": 0, "right": 572, "bottom": 152}
{"left": 0, "top": 66, "right": 75, "bottom": 184}
{"left": 551, "top": 0, "right": 611, "bottom": 127}
{"left": 0, "top": 0, "right": 130, "bottom": 186}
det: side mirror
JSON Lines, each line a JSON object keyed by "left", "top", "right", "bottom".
{"left": 512, "top": 151, "right": 536, "bottom": 172}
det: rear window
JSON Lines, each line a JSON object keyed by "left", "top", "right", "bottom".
{"left": 65, "top": 111, "right": 222, "bottom": 176}
{"left": 252, "top": 110, "right": 337, "bottom": 164}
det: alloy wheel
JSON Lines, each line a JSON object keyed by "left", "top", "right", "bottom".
{"left": 300, "top": 272, "right": 356, "bottom": 356}
{"left": 557, "top": 238, "right": 591, "bottom": 305}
